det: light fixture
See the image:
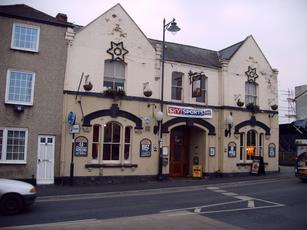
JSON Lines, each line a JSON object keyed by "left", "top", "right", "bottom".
{"left": 155, "top": 111, "right": 163, "bottom": 121}
{"left": 166, "top": 19, "right": 181, "bottom": 35}
{"left": 225, "top": 112, "right": 233, "bottom": 137}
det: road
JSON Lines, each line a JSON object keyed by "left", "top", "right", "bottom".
{"left": 0, "top": 173, "right": 306, "bottom": 229}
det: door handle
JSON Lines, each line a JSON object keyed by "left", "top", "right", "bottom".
{"left": 38, "top": 159, "right": 41, "bottom": 163}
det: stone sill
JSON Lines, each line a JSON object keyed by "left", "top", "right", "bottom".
{"left": 85, "top": 164, "right": 138, "bottom": 168}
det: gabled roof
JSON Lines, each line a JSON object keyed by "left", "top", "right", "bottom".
{"left": 218, "top": 40, "right": 245, "bottom": 60}
{"left": 149, "top": 39, "right": 221, "bottom": 69}
{"left": 0, "top": 4, "right": 73, "bottom": 27}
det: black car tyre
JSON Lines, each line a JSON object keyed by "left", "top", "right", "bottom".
{"left": 0, "top": 194, "right": 23, "bottom": 215}
{"left": 300, "top": 178, "right": 307, "bottom": 183}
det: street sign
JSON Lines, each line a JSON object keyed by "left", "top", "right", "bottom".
{"left": 67, "top": 112, "right": 76, "bottom": 126}
{"left": 69, "top": 124, "right": 80, "bottom": 134}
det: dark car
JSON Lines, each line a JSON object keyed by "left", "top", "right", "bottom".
{"left": 0, "top": 179, "right": 36, "bottom": 214}
{"left": 295, "top": 152, "right": 307, "bottom": 182}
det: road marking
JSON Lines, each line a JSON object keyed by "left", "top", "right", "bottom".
{"left": 207, "top": 186, "right": 220, "bottom": 190}
{"left": 214, "top": 189, "right": 227, "bottom": 193}
{"left": 222, "top": 192, "right": 238, "bottom": 196}
{"left": 1, "top": 219, "right": 97, "bottom": 229}
{"left": 235, "top": 195, "right": 254, "bottom": 200}
{"left": 161, "top": 200, "right": 246, "bottom": 213}
{"left": 166, "top": 204, "right": 285, "bottom": 217}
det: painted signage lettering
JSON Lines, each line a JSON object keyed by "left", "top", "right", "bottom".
{"left": 167, "top": 105, "right": 212, "bottom": 118}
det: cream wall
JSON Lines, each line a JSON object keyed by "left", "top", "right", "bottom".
{"left": 64, "top": 4, "right": 158, "bottom": 98}
{"left": 223, "top": 36, "right": 278, "bottom": 110}
{"left": 163, "top": 62, "right": 220, "bottom": 105}
{"left": 61, "top": 95, "right": 161, "bottom": 177}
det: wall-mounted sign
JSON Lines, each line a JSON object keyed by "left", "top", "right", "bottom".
{"left": 140, "top": 138, "right": 151, "bottom": 157}
{"left": 192, "top": 75, "right": 202, "bottom": 98}
{"left": 268, "top": 143, "right": 276, "bottom": 158}
{"left": 69, "top": 124, "right": 80, "bottom": 134}
{"left": 67, "top": 111, "right": 76, "bottom": 126}
{"left": 74, "top": 136, "right": 88, "bottom": 156}
{"left": 209, "top": 147, "right": 215, "bottom": 157}
{"left": 228, "top": 142, "right": 237, "bottom": 158}
{"left": 167, "top": 105, "right": 212, "bottom": 119}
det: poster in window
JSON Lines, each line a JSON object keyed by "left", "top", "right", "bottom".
{"left": 140, "top": 138, "right": 151, "bottom": 157}
{"left": 268, "top": 143, "right": 276, "bottom": 157}
{"left": 74, "top": 136, "right": 88, "bottom": 156}
{"left": 192, "top": 75, "right": 202, "bottom": 98}
{"left": 228, "top": 142, "right": 237, "bottom": 158}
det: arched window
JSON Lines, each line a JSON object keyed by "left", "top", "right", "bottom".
{"left": 103, "top": 60, "right": 125, "bottom": 90}
{"left": 103, "top": 122, "right": 121, "bottom": 162}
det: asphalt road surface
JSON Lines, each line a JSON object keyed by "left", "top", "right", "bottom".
{"left": 1, "top": 174, "right": 306, "bottom": 229}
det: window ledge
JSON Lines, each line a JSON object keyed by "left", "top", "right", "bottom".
{"left": 85, "top": 163, "right": 138, "bottom": 168}
{"left": 10, "top": 47, "right": 39, "bottom": 53}
{"left": 0, "top": 161, "right": 27, "bottom": 165}
{"left": 237, "top": 162, "right": 268, "bottom": 167}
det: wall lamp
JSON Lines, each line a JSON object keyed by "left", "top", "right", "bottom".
{"left": 225, "top": 112, "right": 234, "bottom": 137}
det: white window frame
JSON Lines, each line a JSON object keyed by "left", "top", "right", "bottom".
{"left": 102, "top": 122, "right": 121, "bottom": 164}
{"left": 5, "top": 69, "right": 35, "bottom": 106}
{"left": 123, "top": 126, "right": 132, "bottom": 164}
{"left": 11, "top": 23, "right": 40, "bottom": 52}
{"left": 0, "top": 128, "right": 28, "bottom": 164}
{"left": 103, "top": 60, "right": 125, "bottom": 91}
{"left": 245, "top": 81, "right": 257, "bottom": 105}
{"left": 171, "top": 71, "right": 183, "bottom": 101}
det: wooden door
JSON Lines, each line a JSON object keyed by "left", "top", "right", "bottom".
{"left": 170, "top": 126, "right": 189, "bottom": 177}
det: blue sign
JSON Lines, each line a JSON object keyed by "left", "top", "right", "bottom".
{"left": 67, "top": 112, "right": 76, "bottom": 126}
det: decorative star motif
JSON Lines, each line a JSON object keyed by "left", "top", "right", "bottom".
{"left": 245, "top": 66, "right": 259, "bottom": 82}
{"left": 107, "top": 41, "right": 129, "bottom": 62}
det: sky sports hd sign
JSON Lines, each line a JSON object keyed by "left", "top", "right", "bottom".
{"left": 167, "top": 105, "right": 213, "bottom": 118}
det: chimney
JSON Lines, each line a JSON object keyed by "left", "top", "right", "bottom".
{"left": 56, "top": 13, "right": 67, "bottom": 22}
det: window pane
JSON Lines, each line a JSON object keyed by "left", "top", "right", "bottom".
{"left": 6, "top": 130, "right": 26, "bottom": 161}
{"left": 13, "top": 24, "right": 38, "bottom": 51}
{"left": 171, "top": 72, "right": 183, "bottom": 100}
{"left": 113, "top": 123, "right": 121, "bottom": 143}
{"left": 124, "top": 144, "right": 130, "bottom": 160}
{"left": 111, "top": 144, "right": 120, "bottom": 160}
{"left": 196, "top": 78, "right": 206, "bottom": 103}
{"left": 125, "top": 127, "right": 131, "bottom": 143}
{"left": 104, "top": 123, "right": 112, "bottom": 142}
{"left": 247, "top": 130, "right": 256, "bottom": 160}
{"left": 104, "top": 60, "right": 125, "bottom": 90}
{"left": 93, "top": 125, "right": 100, "bottom": 142}
{"left": 8, "top": 71, "right": 33, "bottom": 103}
{"left": 103, "top": 144, "right": 111, "bottom": 160}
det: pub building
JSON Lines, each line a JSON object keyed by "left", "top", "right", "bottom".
{"left": 60, "top": 4, "right": 278, "bottom": 183}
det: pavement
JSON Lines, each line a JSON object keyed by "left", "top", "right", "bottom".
{"left": 36, "top": 166, "right": 295, "bottom": 197}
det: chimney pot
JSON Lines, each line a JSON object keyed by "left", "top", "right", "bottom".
{"left": 56, "top": 13, "right": 67, "bottom": 22}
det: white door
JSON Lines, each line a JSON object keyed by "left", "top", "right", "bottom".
{"left": 37, "top": 136, "right": 55, "bottom": 184}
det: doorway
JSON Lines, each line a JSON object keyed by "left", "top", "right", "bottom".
{"left": 170, "top": 125, "right": 206, "bottom": 177}
{"left": 36, "top": 135, "right": 55, "bottom": 184}
{"left": 170, "top": 126, "right": 190, "bottom": 177}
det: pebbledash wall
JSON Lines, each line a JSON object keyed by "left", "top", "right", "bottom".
{"left": 0, "top": 4, "right": 73, "bottom": 184}
{"left": 60, "top": 4, "right": 279, "bottom": 183}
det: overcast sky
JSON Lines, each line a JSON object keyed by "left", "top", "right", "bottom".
{"left": 2, "top": 0, "right": 306, "bottom": 123}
